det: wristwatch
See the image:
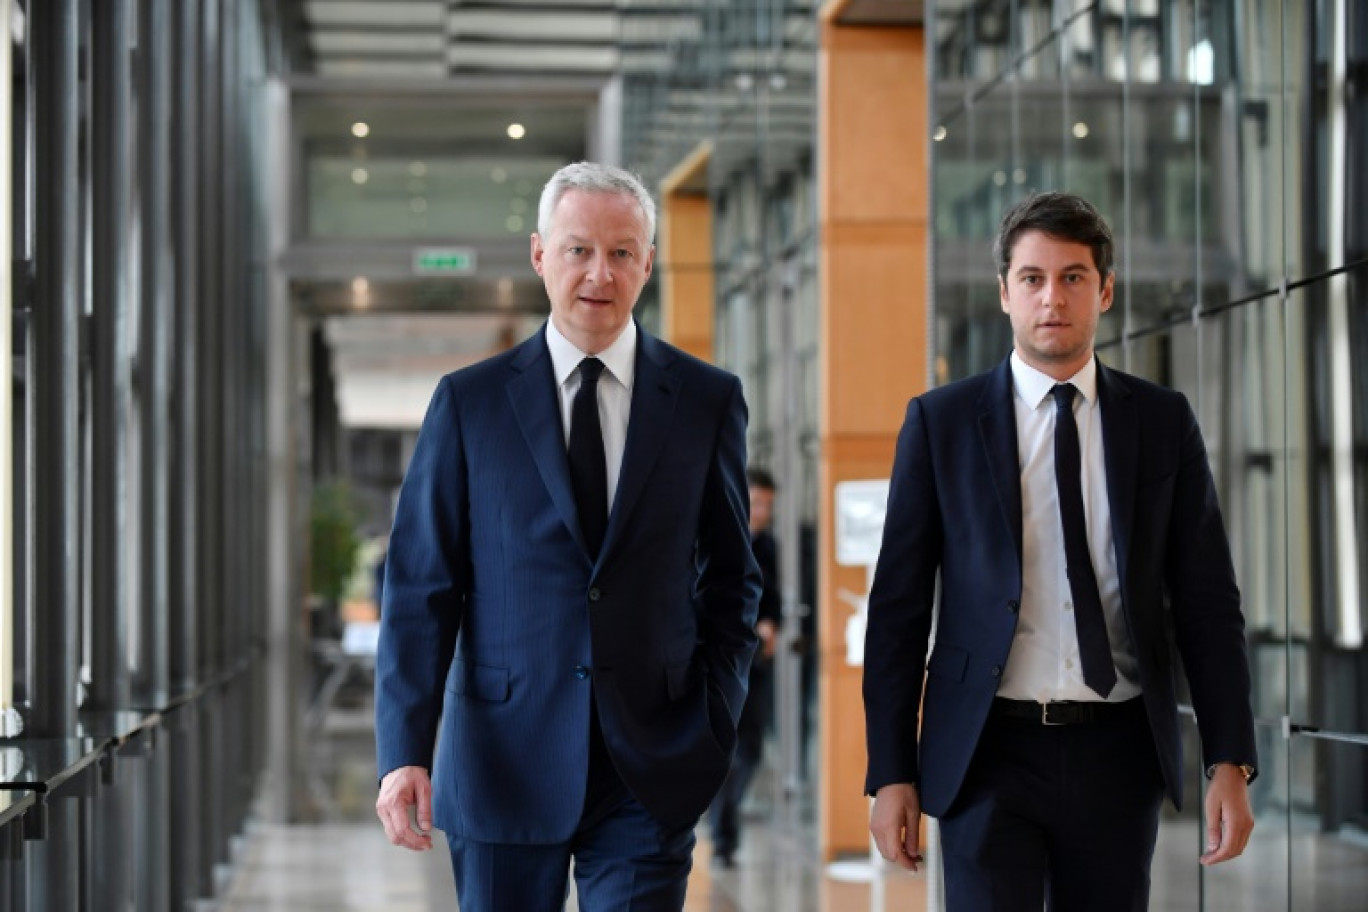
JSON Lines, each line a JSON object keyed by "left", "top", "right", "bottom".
{"left": 1206, "top": 762, "right": 1255, "bottom": 783}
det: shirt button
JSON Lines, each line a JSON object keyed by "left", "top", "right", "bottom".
{"left": 574, "top": 665, "right": 590, "bottom": 680}
{"left": 1064, "top": 601, "right": 1073, "bottom": 612}
{"left": 1007, "top": 600, "right": 1019, "bottom": 614}
{"left": 991, "top": 665, "right": 1002, "bottom": 678}
{"left": 1065, "top": 660, "right": 1075, "bottom": 670}
{"left": 588, "top": 588, "right": 602, "bottom": 602}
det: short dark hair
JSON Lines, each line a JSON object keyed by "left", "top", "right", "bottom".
{"left": 992, "top": 191, "right": 1114, "bottom": 281}
{"left": 747, "top": 467, "right": 776, "bottom": 491}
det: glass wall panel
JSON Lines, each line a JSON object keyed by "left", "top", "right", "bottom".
{"left": 306, "top": 156, "right": 562, "bottom": 240}
{"left": 1285, "top": 736, "right": 1368, "bottom": 912}
{"left": 1196, "top": 721, "right": 1292, "bottom": 911}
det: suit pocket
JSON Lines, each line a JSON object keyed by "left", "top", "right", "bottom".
{"left": 665, "top": 640, "right": 700, "bottom": 700}
{"left": 449, "top": 659, "right": 510, "bottom": 702}
{"left": 926, "top": 644, "right": 969, "bottom": 682}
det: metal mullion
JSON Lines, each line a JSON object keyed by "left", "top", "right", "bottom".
{"left": 28, "top": 3, "right": 86, "bottom": 910}
{"left": 89, "top": 0, "right": 134, "bottom": 717}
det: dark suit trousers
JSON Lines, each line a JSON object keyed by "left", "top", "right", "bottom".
{"left": 938, "top": 698, "right": 1165, "bottom": 912}
{"left": 446, "top": 702, "right": 696, "bottom": 912}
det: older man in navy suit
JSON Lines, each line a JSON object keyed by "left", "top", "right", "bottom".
{"left": 374, "top": 161, "right": 761, "bottom": 911}
{"left": 863, "top": 192, "right": 1257, "bottom": 911}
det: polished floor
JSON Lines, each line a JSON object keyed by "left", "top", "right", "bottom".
{"left": 216, "top": 676, "right": 1366, "bottom": 911}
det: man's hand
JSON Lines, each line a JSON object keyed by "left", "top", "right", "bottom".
{"left": 376, "top": 765, "right": 435, "bottom": 851}
{"left": 870, "top": 783, "right": 923, "bottom": 872}
{"left": 1199, "top": 764, "right": 1254, "bottom": 866}
{"left": 757, "top": 618, "right": 779, "bottom": 660}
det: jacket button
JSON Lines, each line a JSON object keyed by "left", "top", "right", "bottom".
{"left": 991, "top": 665, "right": 1002, "bottom": 678}
{"left": 588, "top": 588, "right": 601, "bottom": 602}
{"left": 1007, "top": 600, "right": 1019, "bottom": 613}
{"left": 574, "top": 665, "right": 590, "bottom": 680}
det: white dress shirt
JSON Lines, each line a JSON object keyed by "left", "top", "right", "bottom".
{"left": 545, "top": 318, "right": 635, "bottom": 514}
{"left": 997, "top": 352, "right": 1141, "bottom": 704}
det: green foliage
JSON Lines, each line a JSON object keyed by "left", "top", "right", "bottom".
{"left": 310, "top": 480, "right": 361, "bottom": 603}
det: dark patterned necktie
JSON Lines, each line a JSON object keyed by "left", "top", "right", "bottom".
{"left": 1052, "top": 383, "right": 1117, "bottom": 698}
{"left": 568, "top": 358, "right": 608, "bottom": 558}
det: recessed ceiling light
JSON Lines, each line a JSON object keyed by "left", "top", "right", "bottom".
{"left": 491, "top": 168, "right": 508, "bottom": 184}
{"left": 409, "top": 161, "right": 427, "bottom": 177}
{"left": 1072, "top": 121, "right": 1090, "bottom": 139}
{"left": 506, "top": 214, "right": 524, "bottom": 232}
{"left": 351, "top": 167, "right": 368, "bottom": 185}
{"left": 411, "top": 198, "right": 428, "bottom": 213}
{"left": 351, "top": 122, "right": 370, "bottom": 138}
{"left": 352, "top": 278, "right": 369, "bottom": 293}
{"left": 507, "top": 123, "right": 526, "bottom": 140}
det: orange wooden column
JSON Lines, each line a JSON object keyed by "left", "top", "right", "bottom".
{"left": 658, "top": 142, "right": 715, "bottom": 362}
{"left": 817, "top": 8, "right": 929, "bottom": 859}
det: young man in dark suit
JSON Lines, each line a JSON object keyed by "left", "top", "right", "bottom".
{"left": 374, "top": 161, "right": 761, "bottom": 911}
{"left": 863, "top": 191, "right": 1257, "bottom": 911}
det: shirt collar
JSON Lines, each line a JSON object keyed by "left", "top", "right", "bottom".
{"left": 546, "top": 318, "right": 637, "bottom": 391}
{"left": 1009, "top": 350, "right": 1098, "bottom": 411}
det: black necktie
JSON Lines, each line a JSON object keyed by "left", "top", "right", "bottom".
{"left": 1052, "top": 383, "right": 1117, "bottom": 698}
{"left": 568, "top": 358, "right": 608, "bottom": 558}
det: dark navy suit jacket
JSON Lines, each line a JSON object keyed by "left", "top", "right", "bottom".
{"left": 375, "top": 323, "right": 762, "bottom": 844}
{"left": 863, "top": 356, "right": 1256, "bottom": 816}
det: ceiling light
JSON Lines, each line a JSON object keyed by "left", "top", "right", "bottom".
{"left": 351, "top": 122, "right": 370, "bottom": 138}
{"left": 506, "top": 123, "right": 526, "bottom": 140}
{"left": 933, "top": 125, "right": 947, "bottom": 142}
{"left": 992, "top": 171, "right": 1007, "bottom": 187}
{"left": 352, "top": 278, "right": 369, "bottom": 293}
{"left": 1013, "top": 168, "right": 1027, "bottom": 184}
{"left": 509, "top": 198, "right": 527, "bottom": 214}
{"left": 411, "top": 198, "right": 428, "bottom": 213}
{"left": 491, "top": 168, "right": 508, "bottom": 184}
{"left": 1072, "top": 121, "right": 1090, "bottom": 139}
{"left": 351, "top": 167, "right": 368, "bottom": 185}
{"left": 409, "top": 161, "right": 427, "bottom": 177}
{"left": 506, "top": 215, "right": 524, "bottom": 232}
{"left": 768, "top": 72, "right": 787, "bottom": 91}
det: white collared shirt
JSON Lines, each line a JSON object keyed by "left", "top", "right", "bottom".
{"left": 997, "top": 352, "right": 1141, "bottom": 703}
{"left": 545, "top": 318, "right": 635, "bottom": 513}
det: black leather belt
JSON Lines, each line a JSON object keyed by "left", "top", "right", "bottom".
{"left": 992, "top": 697, "right": 1141, "bottom": 726}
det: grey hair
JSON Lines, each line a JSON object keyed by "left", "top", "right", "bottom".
{"left": 537, "top": 161, "right": 657, "bottom": 243}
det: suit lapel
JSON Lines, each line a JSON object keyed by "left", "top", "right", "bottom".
{"left": 506, "top": 328, "right": 591, "bottom": 555}
{"left": 977, "top": 359, "right": 1024, "bottom": 571}
{"left": 601, "top": 329, "right": 681, "bottom": 561}
{"left": 1096, "top": 359, "right": 1137, "bottom": 588}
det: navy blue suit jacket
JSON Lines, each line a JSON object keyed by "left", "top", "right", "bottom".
{"left": 375, "top": 323, "right": 762, "bottom": 844}
{"left": 863, "top": 357, "right": 1256, "bottom": 816}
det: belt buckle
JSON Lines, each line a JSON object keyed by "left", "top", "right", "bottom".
{"left": 1041, "top": 703, "right": 1065, "bottom": 726}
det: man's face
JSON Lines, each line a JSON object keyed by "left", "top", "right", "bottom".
{"left": 999, "top": 230, "right": 1113, "bottom": 380}
{"left": 749, "top": 485, "right": 774, "bottom": 534}
{"left": 531, "top": 189, "right": 654, "bottom": 355}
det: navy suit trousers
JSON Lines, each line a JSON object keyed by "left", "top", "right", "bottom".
{"left": 447, "top": 704, "right": 696, "bottom": 912}
{"left": 938, "top": 699, "right": 1165, "bottom": 912}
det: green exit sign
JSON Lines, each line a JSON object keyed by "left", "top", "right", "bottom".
{"left": 413, "top": 247, "right": 477, "bottom": 275}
